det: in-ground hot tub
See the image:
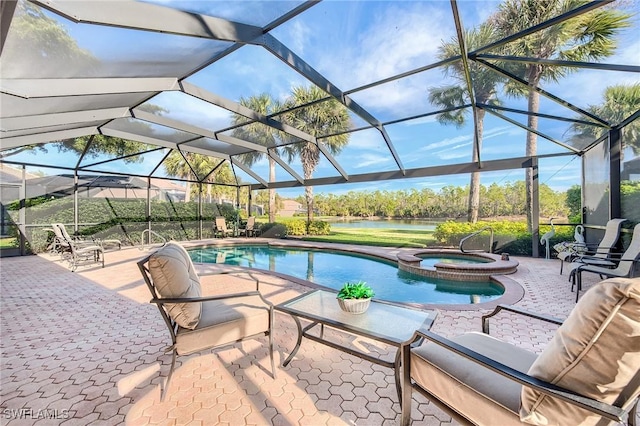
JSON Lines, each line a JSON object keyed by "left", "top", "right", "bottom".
{"left": 397, "top": 249, "right": 518, "bottom": 282}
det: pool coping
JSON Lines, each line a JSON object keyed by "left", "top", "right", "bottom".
{"left": 184, "top": 238, "right": 525, "bottom": 311}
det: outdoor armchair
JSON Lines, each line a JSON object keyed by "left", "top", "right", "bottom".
{"left": 214, "top": 216, "right": 234, "bottom": 238}
{"left": 557, "top": 218, "right": 626, "bottom": 275}
{"left": 137, "top": 241, "right": 275, "bottom": 400}
{"left": 571, "top": 223, "right": 640, "bottom": 302}
{"left": 401, "top": 277, "right": 640, "bottom": 426}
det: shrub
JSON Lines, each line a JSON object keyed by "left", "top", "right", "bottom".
{"left": 282, "top": 219, "right": 331, "bottom": 236}
{"left": 259, "top": 223, "right": 288, "bottom": 238}
{"left": 434, "top": 220, "right": 577, "bottom": 257}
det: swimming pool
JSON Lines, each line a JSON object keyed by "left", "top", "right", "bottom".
{"left": 188, "top": 245, "right": 504, "bottom": 305}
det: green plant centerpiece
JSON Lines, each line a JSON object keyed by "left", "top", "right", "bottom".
{"left": 336, "top": 281, "right": 375, "bottom": 314}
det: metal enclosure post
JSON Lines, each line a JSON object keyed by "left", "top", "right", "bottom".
{"left": 531, "top": 158, "right": 540, "bottom": 258}
{"left": 198, "top": 182, "right": 203, "bottom": 240}
{"left": 19, "top": 165, "right": 25, "bottom": 255}
{"left": 608, "top": 128, "right": 621, "bottom": 219}
{"left": 147, "top": 177, "right": 151, "bottom": 239}
{"left": 248, "top": 187, "right": 252, "bottom": 217}
{"left": 74, "top": 171, "right": 79, "bottom": 234}
{"left": 236, "top": 186, "right": 241, "bottom": 233}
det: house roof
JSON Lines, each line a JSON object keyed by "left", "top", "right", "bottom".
{"left": 1, "top": 1, "right": 638, "bottom": 191}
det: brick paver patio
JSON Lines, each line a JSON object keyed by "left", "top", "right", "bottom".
{"left": 0, "top": 239, "right": 623, "bottom": 425}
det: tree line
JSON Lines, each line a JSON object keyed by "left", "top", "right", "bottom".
{"left": 292, "top": 181, "right": 568, "bottom": 220}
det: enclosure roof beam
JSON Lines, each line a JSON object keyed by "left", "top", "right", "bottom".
{"left": 252, "top": 156, "right": 538, "bottom": 190}
{"left": 180, "top": 81, "right": 316, "bottom": 144}
{"left": 0, "top": 127, "right": 98, "bottom": 149}
{"left": 232, "top": 160, "right": 268, "bottom": 187}
{"left": 100, "top": 128, "right": 230, "bottom": 161}
{"left": 450, "top": 0, "right": 482, "bottom": 168}
{"left": 256, "top": 33, "right": 404, "bottom": 176}
{"left": 269, "top": 151, "right": 305, "bottom": 184}
{"left": 1, "top": 108, "right": 131, "bottom": 132}
{"left": 0, "top": 1, "right": 17, "bottom": 56}
{"left": 483, "top": 108, "right": 581, "bottom": 153}
{"left": 476, "top": 103, "right": 607, "bottom": 128}
{"left": 470, "top": 0, "right": 614, "bottom": 55}
{"left": 475, "top": 59, "right": 610, "bottom": 127}
{"left": 474, "top": 55, "right": 640, "bottom": 73}
{"left": 31, "top": 0, "right": 264, "bottom": 43}
{"left": 131, "top": 108, "right": 267, "bottom": 153}
{"left": 1, "top": 78, "right": 180, "bottom": 98}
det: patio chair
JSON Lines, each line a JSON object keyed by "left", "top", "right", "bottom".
{"left": 571, "top": 223, "right": 640, "bottom": 302}
{"left": 52, "top": 223, "right": 104, "bottom": 271}
{"left": 401, "top": 277, "right": 640, "bottom": 426}
{"left": 239, "top": 216, "right": 260, "bottom": 237}
{"left": 557, "top": 218, "right": 626, "bottom": 274}
{"left": 137, "top": 241, "right": 275, "bottom": 400}
{"left": 214, "top": 216, "right": 233, "bottom": 238}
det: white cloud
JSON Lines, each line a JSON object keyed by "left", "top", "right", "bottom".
{"left": 352, "top": 153, "right": 392, "bottom": 169}
{"left": 420, "top": 134, "right": 472, "bottom": 152}
{"left": 288, "top": 20, "right": 311, "bottom": 55}
{"left": 436, "top": 144, "right": 474, "bottom": 159}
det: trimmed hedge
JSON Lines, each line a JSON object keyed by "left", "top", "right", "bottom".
{"left": 434, "top": 220, "right": 576, "bottom": 257}
{"left": 6, "top": 197, "right": 239, "bottom": 253}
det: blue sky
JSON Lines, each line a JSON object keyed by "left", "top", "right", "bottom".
{"left": 12, "top": 1, "right": 640, "bottom": 199}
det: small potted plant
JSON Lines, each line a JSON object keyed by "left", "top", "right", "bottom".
{"left": 336, "top": 281, "right": 375, "bottom": 314}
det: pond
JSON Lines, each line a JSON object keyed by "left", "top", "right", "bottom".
{"left": 326, "top": 218, "right": 442, "bottom": 231}
{"left": 188, "top": 245, "right": 504, "bottom": 305}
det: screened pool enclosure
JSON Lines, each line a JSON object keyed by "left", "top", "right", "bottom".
{"left": 0, "top": 0, "right": 639, "bottom": 257}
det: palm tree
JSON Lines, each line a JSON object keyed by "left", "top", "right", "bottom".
{"left": 280, "top": 86, "right": 351, "bottom": 227}
{"left": 571, "top": 83, "right": 640, "bottom": 155}
{"left": 232, "top": 94, "right": 283, "bottom": 222}
{"left": 164, "top": 152, "right": 222, "bottom": 202}
{"left": 492, "top": 0, "right": 630, "bottom": 230}
{"left": 429, "top": 23, "right": 503, "bottom": 223}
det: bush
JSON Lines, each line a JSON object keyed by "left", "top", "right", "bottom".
{"left": 434, "top": 220, "right": 577, "bottom": 257}
{"left": 259, "top": 222, "right": 288, "bottom": 238}
{"left": 281, "top": 219, "right": 331, "bottom": 236}
{"left": 307, "top": 220, "right": 331, "bottom": 235}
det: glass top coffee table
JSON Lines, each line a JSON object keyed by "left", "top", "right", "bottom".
{"left": 275, "top": 289, "right": 437, "bottom": 401}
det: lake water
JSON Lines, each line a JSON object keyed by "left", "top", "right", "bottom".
{"left": 327, "top": 219, "right": 442, "bottom": 231}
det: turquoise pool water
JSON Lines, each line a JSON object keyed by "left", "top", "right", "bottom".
{"left": 419, "top": 254, "right": 490, "bottom": 268}
{"left": 188, "top": 245, "right": 504, "bottom": 305}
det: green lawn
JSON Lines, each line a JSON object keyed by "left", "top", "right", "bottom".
{"left": 300, "top": 227, "right": 436, "bottom": 248}
{"left": 0, "top": 237, "right": 18, "bottom": 249}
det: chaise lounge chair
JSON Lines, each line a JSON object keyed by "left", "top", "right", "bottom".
{"left": 401, "top": 277, "right": 640, "bottom": 425}
{"left": 557, "top": 218, "right": 626, "bottom": 274}
{"left": 52, "top": 223, "right": 104, "bottom": 271}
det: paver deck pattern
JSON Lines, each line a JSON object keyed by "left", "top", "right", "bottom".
{"left": 0, "top": 238, "right": 632, "bottom": 425}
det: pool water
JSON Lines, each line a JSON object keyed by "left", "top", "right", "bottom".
{"left": 419, "top": 255, "right": 490, "bottom": 268}
{"left": 188, "top": 245, "right": 503, "bottom": 305}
